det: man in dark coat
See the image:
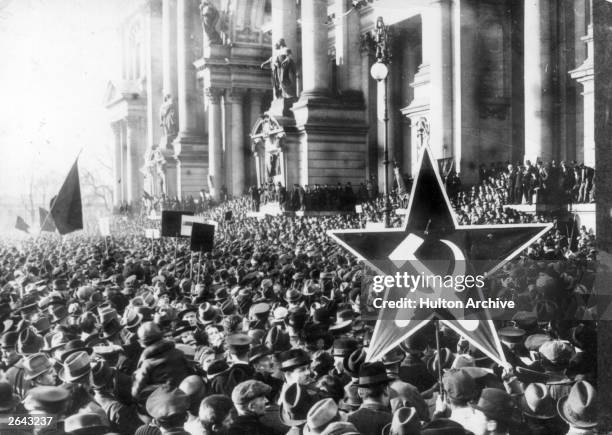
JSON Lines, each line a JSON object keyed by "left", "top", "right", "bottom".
{"left": 347, "top": 362, "right": 393, "bottom": 435}
{"left": 131, "top": 322, "right": 191, "bottom": 399}
{"left": 227, "top": 380, "right": 283, "bottom": 435}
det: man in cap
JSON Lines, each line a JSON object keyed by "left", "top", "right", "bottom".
{"left": 224, "top": 333, "right": 255, "bottom": 395}
{"left": 146, "top": 384, "right": 190, "bottom": 434}
{"left": 228, "top": 380, "right": 282, "bottom": 435}
{"left": 433, "top": 369, "right": 486, "bottom": 435}
{"left": 347, "top": 362, "right": 393, "bottom": 435}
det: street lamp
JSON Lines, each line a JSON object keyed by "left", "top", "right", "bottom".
{"left": 370, "top": 17, "right": 391, "bottom": 227}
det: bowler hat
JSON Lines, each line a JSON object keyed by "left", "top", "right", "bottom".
{"left": 557, "top": 380, "right": 597, "bottom": 429}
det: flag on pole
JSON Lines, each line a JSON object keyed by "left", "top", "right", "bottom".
{"left": 98, "top": 217, "right": 111, "bottom": 237}
{"left": 39, "top": 208, "right": 56, "bottom": 232}
{"left": 15, "top": 216, "right": 29, "bottom": 233}
{"left": 50, "top": 160, "right": 83, "bottom": 235}
{"left": 181, "top": 215, "right": 206, "bottom": 237}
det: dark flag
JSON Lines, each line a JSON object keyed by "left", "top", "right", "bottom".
{"left": 15, "top": 216, "right": 29, "bottom": 233}
{"left": 39, "top": 208, "right": 56, "bottom": 232}
{"left": 190, "top": 222, "right": 215, "bottom": 252}
{"left": 50, "top": 160, "right": 83, "bottom": 235}
{"left": 161, "top": 210, "right": 194, "bottom": 238}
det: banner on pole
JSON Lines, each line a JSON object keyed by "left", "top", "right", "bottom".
{"left": 161, "top": 210, "right": 194, "bottom": 237}
{"left": 181, "top": 215, "right": 206, "bottom": 237}
{"left": 98, "top": 217, "right": 111, "bottom": 237}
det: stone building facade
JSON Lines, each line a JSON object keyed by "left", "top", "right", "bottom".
{"left": 106, "top": 0, "right": 594, "bottom": 206}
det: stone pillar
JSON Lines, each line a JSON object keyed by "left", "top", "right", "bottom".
{"left": 570, "top": 1, "right": 594, "bottom": 167}
{"left": 425, "top": 0, "right": 453, "bottom": 160}
{"left": 271, "top": 0, "right": 298, "bottom": 57}
{"left": 300, "top": 0, "right": 330, "bottom": 95}
{"left": 112, "top": 123, "right": 122, "bottom": 208}
{"left": 126, "top": 117, "right": 145, "bottom": 204}
{"left": 334, "top": 0, "right": 362, "bottom": 92}
{"left": 145, "top": 0, "right": 163, "bottom": 150}
{"left": 524, "top": 0, "right": 553, "bottom": 164}
{"left": 162, "top": 0, "right": 178, "bottom": 97}
{"left": 248, "top": 91, "right": 263, "bottom": 188}
{"left": 120, "top": 122, "right": 128, "bottom": 203}
{"left": 207, "top": 88, "right": 224, "bottom": 200}
{"left": 228, "top": 90, "right": 246, "bottom": 196}
{"left": 452, "top": 0, "right": 479, "bottom": 184}
{"left": 175, "top": 0, "right": 204, "bottom": 140}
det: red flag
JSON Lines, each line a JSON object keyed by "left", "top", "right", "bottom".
{"left": 15, "top": 216, "right": 29, "bottom": 233}
{"left": 39, "top": 208, "right": 57, "bottom": 232}
{"left": 50, "top": 160, "right": 83, "bottom": 235}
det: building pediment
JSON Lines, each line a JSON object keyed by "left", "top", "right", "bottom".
{"left": 104, "top": 80, "right": 144, "bottom": 109}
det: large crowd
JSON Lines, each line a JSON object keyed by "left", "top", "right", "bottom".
{"left": 0, "top": 169, "right": 599, "bottom": 435}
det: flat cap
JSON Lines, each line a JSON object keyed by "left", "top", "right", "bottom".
{"left": 231, "top": 380, "right": 271, "bottom": 406}
{"left": 146, "top": 385, "right": 189, "bottom": 420}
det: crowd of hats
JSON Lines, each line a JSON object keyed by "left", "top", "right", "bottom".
{"left": 0, "top": 182, "right": 600, "bottom": 434}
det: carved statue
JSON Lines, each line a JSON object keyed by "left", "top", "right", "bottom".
{"left": 261, "top": 39, "right": 296, "bottom": 99}
{"left": 200, "top": 1, "right": 222, "bottom": 45}
{"left": 159, "top": 94, "right": 178, "bottom": 147}
{"left": 415, "top": 117, "right": 430, "bottom": 150}
{"left": 153, "top": 149, "right": 167, "bottom": 194}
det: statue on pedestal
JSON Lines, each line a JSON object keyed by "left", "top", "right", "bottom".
{"left": 415, "top": 117, "right": 430, "bottom": 151}
{"left": 261, "top": 38, "right": 296, "bottom": 99}
{"left": 152, "top": 148, "right": 167, "bottom": 195}
{"left": 159, "top": 94, "right": 178, "bottom": 148}
{"left": 200, "top": 1, "right": 222, "bottom": 45}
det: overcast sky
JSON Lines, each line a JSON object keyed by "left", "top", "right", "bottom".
{"left": 0, "top": 0, "right": 134, "bottom": 199}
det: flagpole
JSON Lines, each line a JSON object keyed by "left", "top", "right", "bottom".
{"left": 434, "top": 319, "right": 444, "bottom": 397}
{"left": 196, "top": 251, "right": 202, "bottom": 284}
{"left": 173, "top": 240, "right": 178, "bottom": 278}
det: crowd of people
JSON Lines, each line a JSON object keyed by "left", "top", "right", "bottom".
{"left": 0, "top": 170, "right": 600, "bottom": 435}
{"left": 478, "top": 161, "right": 595, "bottom": 206}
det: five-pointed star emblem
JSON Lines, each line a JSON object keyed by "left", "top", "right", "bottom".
{"left": 328, "top": 147, "right": 552, "bottom": 364}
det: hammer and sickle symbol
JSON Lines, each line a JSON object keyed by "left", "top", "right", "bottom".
{"left": 388, "top": 234, "right": 478, "bottom": 331}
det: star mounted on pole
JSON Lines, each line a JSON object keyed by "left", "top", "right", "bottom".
{"left": 328, "top": 147, "right": 553, "bottom": 364}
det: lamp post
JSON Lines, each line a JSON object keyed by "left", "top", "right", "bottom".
{"left": 370, "top": 17, "right": 391, "bottom": 227}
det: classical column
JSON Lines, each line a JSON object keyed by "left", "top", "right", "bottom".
{"left": 174, "top": 0, "right": 203, "bottom": 141}
{"left": 300, "top": 0, "right": 330, "bottom": 95}
{"left": 524, "top": 0, "right": 553, "bottom": 164}
{"left": 228, "top": 90, "right": 246, "bottom": 196}
{"left": 162, "top": 0, "right": 178, "bottom": 97}
{"left": 145, "top": 0, "right": 163, "bottom": 150}
{"left": 126, "top": 117, "right": 144, "bottom": 204}
{"left": 271, "top": 0, "right": 298, "bottom": 51}
{"left": 570, "top": 0, "right": 594, "bottom": 167}
{"left": 207, "top": 88, "right": 224, "bottom": 200}
{"left": 120, "top": 122, "right": 128, "bottom": 203}
{"left": 112, "top": 123, "right": 122, "bottom": 208}
{"left": 425, "top": 0, "right": 453, "bottom": 159}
